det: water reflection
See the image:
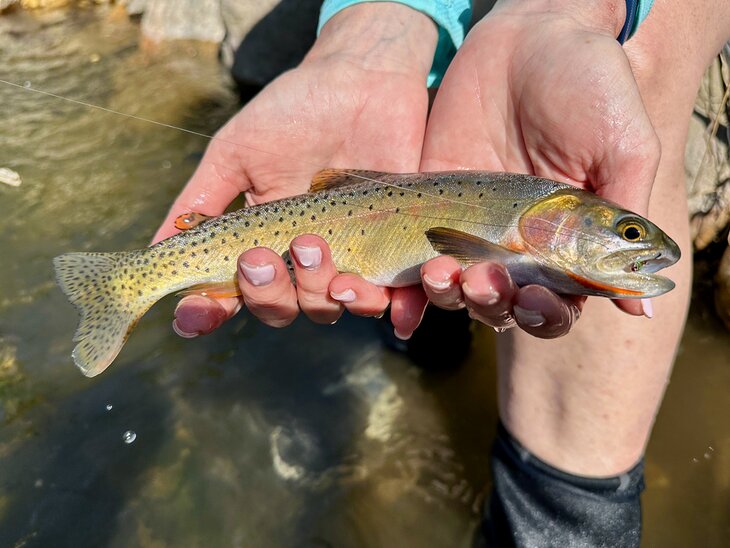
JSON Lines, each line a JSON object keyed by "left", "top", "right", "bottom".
{"left": 0, "top": 6, "right": 727, "bottom": 548}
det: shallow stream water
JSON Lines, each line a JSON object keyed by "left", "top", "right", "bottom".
{"left": 0, "top": 7, "right": 728, "bottom": 547}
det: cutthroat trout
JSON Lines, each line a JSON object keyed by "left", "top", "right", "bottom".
{"left": 54, "top": 170, "right": 680, "bottom": 377}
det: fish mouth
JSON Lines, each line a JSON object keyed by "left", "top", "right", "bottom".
{"left": 593, "top": 244, "right": 681, "bottom": 297}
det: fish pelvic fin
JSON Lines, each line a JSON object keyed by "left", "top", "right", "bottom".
{"left": 425, "top": 227, "right": 524, "bottom": 266}
{"left": 53, "top": 251, "right": 155, "bottom": 377}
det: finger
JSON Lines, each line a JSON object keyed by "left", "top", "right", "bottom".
{"left": 290, "top": 234, "right": 343, "bottom": 324}
{"left": 613, "top": 297, "right": 649, "bottom": 317}
{"left": 152, "top": 126, "right": 250, "bottom": 244}
{"left": 512, "top": 285, "right": 583, "bottom": 339}
{"left": 237, "top": 247, "right": 299, "bottom": 328}
{"left": 329, "top": 273, "right": 391, "bottom": 317}
{"left": 420, "top": 255, "right": 465, "bottom": 310}
{"left": 390, "top": 286, "right": 429, "bottom": 340}
{"left": 172, "top": 295, "right": 242, "bottom": 337}
{"left": 460, "top": 262, "right": 518, "bottom": 329}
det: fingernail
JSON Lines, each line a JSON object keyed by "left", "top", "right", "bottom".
{"left": 513, "top": 305, "right": 546, "bottom": 327}
{"left": 423, "top": 273, "right": 452, "bottom": 292}
{"left": 462, "top": 282, "right": 500, "bottom": 306}
{"left": 330, "top": 288, "right": 356, "bottom": 303}
{"left": 291, "top": 244, "right": 322, "bottom": 270}
{"left": 172, "top": 319, "right": 198, "bottom": 339}
{"left": 641, "top": 298, "right": 653, "bottom": 319}
{"left": 394, "top": 328, "right": 412, "bottom": 341}
{"left": 240, "top": 261, "right": 275, "bottom": 286}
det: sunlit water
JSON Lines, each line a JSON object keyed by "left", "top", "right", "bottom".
{"left": 0, "top": 7, "right": 728, "bottom": 547}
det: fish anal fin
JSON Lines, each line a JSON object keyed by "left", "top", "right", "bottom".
{"left": 178, "top": 280, "right": 242, "bottom": 299}
{"left": 175, "top": 212, "right": 214, "bottom": 231}
{"left": 310, "top": 169, "right": 388, "bottom": 192}
{"left": 425, "top": 227, "right": 523, "bottom": 266}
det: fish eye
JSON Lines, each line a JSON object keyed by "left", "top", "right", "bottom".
{"left": 618, "top": 221, "right": 646, "bottom": 242}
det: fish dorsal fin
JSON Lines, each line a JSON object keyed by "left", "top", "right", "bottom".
{"left": 310, "top": 169, "right": 388, "bottom": 192}
{"left": 425, "top": 227, "right": 523, "bottom": 266}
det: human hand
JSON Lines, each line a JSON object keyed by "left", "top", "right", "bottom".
{"left": 415, "top": 0, "right": 660, "bottom": 337}
{"left": 151, "top": 4, "right": 437, "bottom": 336}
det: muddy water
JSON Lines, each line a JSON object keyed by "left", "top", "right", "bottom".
{"left": 0, "top": 7, "right": 727, "bottom": 547}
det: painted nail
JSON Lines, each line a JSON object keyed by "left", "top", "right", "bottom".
{"left": 394, "top": 328, "right": 412, "bottom": 341}
{"left": 423, "top": 273, "right": 452, "bottom": 292}
{"left": 462, "top": 282, "right": 500, "bottom": 306}
{"left": 291, "top": 244, "right": 322, "bottom": 270}
{"left": 240, "top": 262, "right": 275, "bottom": 287}
{"left": 641, "top": 298, "right": 653, "bottom": 319}
{"left": 330, "top": 288, "right": 356, "bottom": 303}
{"left": 172, "top": 319, "right": 198, "bottom": 339}
{"left": 513, "top": 305, "right": 546, "bottom": 328}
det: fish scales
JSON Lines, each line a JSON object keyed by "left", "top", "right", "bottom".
{"left": 54, "top": 170, "right": 680, "bottom": 377}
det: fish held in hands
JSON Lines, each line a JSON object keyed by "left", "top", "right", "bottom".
{"left": 53, "top": 170, "right": 680, "bottom": 377}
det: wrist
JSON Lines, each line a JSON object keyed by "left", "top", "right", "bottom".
{"left": 306, "top": 3, "right": 438, "bottom": 79}
{"left": 492, "top": 0, "right": 626, "bottom": 37}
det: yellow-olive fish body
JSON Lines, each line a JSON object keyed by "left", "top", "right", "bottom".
{"left": 54, "top": 170, "right": 680, "bottom": 377}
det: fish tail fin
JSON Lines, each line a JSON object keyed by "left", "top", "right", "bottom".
{"left": 53, "top": 251, "right": 154, "bottom": 377}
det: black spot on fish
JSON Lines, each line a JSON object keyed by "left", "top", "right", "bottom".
{"left": 328, "top": 229, "right": 333, "bottom": 236}
{"left": 311, "top": 215, "right": 316, "bottom": 221}
{"left": 221, "top": 238, "right": 226, "bottom": 244}
{"left": 254, "top": 239, "right": 259, "bottom": 246}
{"left": 233, "top": 232, "right": 239, "bottom": 238}
{"left": 348, "top": 210, "right": 353, "bottom": 216}
{"left": 479, "top": 193, "right": 484, "bottom": 199}
{"left": 417, "top": 193, "right": 422, "bottom": 198}
{"left": 458, "top": 193, "right": 463, "bottom": 198}
{"left": 387, "top": 191, "right": 393, "bottom": 197}
{"left": 245, "top": 221, "right": 250, "bottom": 227}
{"left": 513, "top": 203, "right": 518, "bottom": 208}
{"left": 395, "top": 207, "right": 400, "bottom": 213}
{"left": 224, "top": 256, "right": 229, "bottom": 261}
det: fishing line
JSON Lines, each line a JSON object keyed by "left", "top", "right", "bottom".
{"left": 0, "top": 78, "right": 499, "bottom": 214}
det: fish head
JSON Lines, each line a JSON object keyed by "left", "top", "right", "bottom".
{"left": 518, "top": 189, "right": 681, "bottom": 298}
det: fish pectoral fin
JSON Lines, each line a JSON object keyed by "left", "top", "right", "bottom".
{"left": 177, "top": 280, "right": 242, "bottom": 299}
{"left": 425, "top": 227, "right": 523, "bottom": 266}
{"left": 174, "top": 212, "right": 214, "bottom": 231}
{"left": 310, "top": 169, "right": 389, "bottom": 192}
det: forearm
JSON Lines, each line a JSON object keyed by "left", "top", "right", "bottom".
{"left": 306, "top": 3, "right": 438, "bottom": 79}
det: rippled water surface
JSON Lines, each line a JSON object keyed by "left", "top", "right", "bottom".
{"left": 0, "top": 7, "right": 728, "bottom": 547}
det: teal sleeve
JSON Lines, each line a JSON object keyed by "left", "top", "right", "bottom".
{"left": 631, "top": 0, "right": 654, "bottom": 36}
{"left": 317, "top": 0, "right": 472, "bottom": 87}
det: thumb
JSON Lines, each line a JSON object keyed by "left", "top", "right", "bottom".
{"left": 594, "top": 120, "right": 661, "bottom": 219}
{"left": 151, "top": 136, "right": 250, "bottom": 244}
{"left": 595, "top": 122, "right": 661, "bottom": 316}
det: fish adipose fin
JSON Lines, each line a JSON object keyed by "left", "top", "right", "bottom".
{"left": 425, "top": 227, "right": 523, "bottom": 266}
{"left": 175, "top": 212, "right": 214, "bottom": 231}
{"left": 310, "top": 169, "right": 389, "bottom": 192}
{"left": 53, "top": 252, "right": 155, "bottom": 377}
{"left": 178, "top": 280, "right": 241, "bottom": 299}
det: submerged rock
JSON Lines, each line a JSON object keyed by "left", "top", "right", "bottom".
{"left": 0, "top": 168, "right": 21, "bottom": 187}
